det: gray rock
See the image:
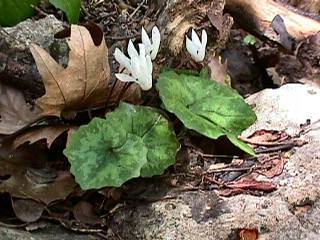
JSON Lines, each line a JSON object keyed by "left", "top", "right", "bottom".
{"left": 0, "top": 224, "right": 96, "bottom": 240}
{"left": 0, "top": 15, "right": 68, "bottom": 99}
{"left": 3, "top": 15, "right": 64, "bottom": 51}
{"left": 110, "top": 84, "right": 320, "bottom": 240}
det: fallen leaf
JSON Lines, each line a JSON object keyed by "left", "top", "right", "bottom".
{"left": 31, "top": 24, "right": 139, "bottom": 117}
{"left": 12, "top": 125, "right": 74, "bottom": 149}
{"left": 246, "top": 129, "right": 289, "bottom": 144}
{"left": 258, "top": 157, "right": 287, "bottom": 178}
{"left": 0, "top": 84, "right": 41, "bottom": 134}
{"left": 0, "top": 146, "right": 76, "bottom": 205}
{"left": 208, "top": 55, "right": 230, "bottom": 85}
{"left": 73, "top": 201, "right": 101, "bottom": 225}
{"left": 239, "top": 228, "right": 259, "bottom": 240}
{"left": 12, "top": 198, "right": 45, "bottom": 223}
{"left": 226, "top": 178, "right": 276, "bottom": 192}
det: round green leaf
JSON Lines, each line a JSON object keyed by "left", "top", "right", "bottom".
{"left": 157, "top": 71, "right": 256, "bottom": 155}
{"left": 64, "top": 117, "right": 147, "bottom": 189}
{"left": 64, "top": 103, "right": 180, "bottom": 189}
{"left": 105, "top": 103, "right": 180, "bottom": 178}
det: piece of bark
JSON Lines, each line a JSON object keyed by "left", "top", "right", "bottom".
{"left": 225, "top": 0, "right": 320, "bottom": 45}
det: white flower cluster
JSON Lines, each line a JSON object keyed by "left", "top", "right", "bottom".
{"left": 114, "top": 26, "right": 160, "bottom": 91}
{"left": 114, "top": 27, "right": 208, "bottom": 91}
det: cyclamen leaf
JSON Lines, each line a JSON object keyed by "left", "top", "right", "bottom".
{"left": 157, "top": 71, "right": 256, "bottom": 155}
{"left": 64, "top": 103, "right": 180, "bottom": 189}
{"left": 49, "top": 0, "right": 80, "bottom": 24}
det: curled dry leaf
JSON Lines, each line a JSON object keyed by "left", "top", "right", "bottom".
{"left": 31, "top": 24, "right": 140, "bottom": 117}
{"left": 12, "top": 125, "right": 75, "bottom": 149}
{"left": 0, "top": 84, "right": 41, "bottom": 134}
{"left": 208, "top": 55, "right": 230, "bottom": 86}
{"left": 73, "top": 201, "right": 101, "bottom": 225}
{"left": 12, "top": 198, "right": 45, "bottom": 223}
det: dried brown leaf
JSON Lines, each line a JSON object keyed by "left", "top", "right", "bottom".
{"left": 12, "top": 125, "right": 74, "bottom": 149}
{"left": 208, "top": 56, "right": 230, "bottom": 85}
{"left": 0, "top": 151, "right": 76, "bottom": 205}
{"left": 73, "top": 201, "right": 101, "bottom": 225}
{"left": 239, "top": 229, "right": 259, "bottom": 240}
{"left": 30, "top": 24, "right": 110, "bottom": 117}
{"left": 12, "top": 198, "right": 45, "bottom": 223}
{"left": 0, "top": 84, "right": 41, "bottom": 134}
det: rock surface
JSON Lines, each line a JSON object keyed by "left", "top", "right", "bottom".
{"left": 0, "top": 15, "right": 68, "bottom": 99}
{"left": 0, "top": 224, "right": 91, "bottom": 240}
{"left": 2, "top": 15, "right": 63, "bottom": 51}
{"left": 110, "top": 83, "right": 320, "bottom": 240}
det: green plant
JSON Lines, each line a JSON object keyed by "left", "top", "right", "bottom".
{"left": 49, "top": 0, "right": 80, "bottom": 24}
{"left": 64, "top": 103, "right": 180, "bottom": 189}
{"left": 157, "top": 70, "right": 256, "bottom": 156}
{"left": 0, "top": 0, "right": 41, "bottom": 26}
{"left": 243, "top": 34, "right": 257, "bottom": 45}
{"left": 64, "top": 68, "right": 256, "bottom": 190}
{"left": 0, "top": 0, "right": 80, "bottom": 26}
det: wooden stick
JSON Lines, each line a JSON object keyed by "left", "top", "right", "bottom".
{"left": 225, "top": 0, "right": 320, "bottom": 42}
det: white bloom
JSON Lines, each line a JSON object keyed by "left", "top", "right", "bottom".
{"left": 141, "top": 26, "right": 161, "bottom": 60}
{"left": 114, "top": 43, "right": 153, "bottom": 91}
{"left": 186, "top": 29, "right": 207, "bottom": 62}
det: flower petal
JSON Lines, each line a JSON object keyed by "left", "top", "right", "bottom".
{"left": 201, "top": 29, "right": 208, "bottom": 49}
{"left": 197, "top": 45, "right": 206, "bottom": 62}
{"left": 186, "top": 36, "right": 198, "bottom": 61}
{"left": 141, "top": 27, "right": 152, "bottom": 54}
{"left": 146, "top": 55, "right": 153, "bottom": 74}
{"left": 150, "top": 26, "right": 161, "bottom": 60}
{"left": 191, "top": 29, "right": 202, "bottom": 48}
{"left": 115, "top": 73, "right": 137, "bottom": 83}
{"left": 195, "top": 30, "right": 207, "bottom": 62}
{"left": 138, "top": 43, "right": 146, "bottom": 57}
{"left": 128, "top": 40, "right": 139, "bottom": 59}
{"left": 114, "top": 48, "right": 131, "bottom": 71}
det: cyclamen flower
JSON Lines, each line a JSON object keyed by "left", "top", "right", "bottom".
{"left": 114, "top": 42, "right": 153, "bottom": 91}
{"left": 114, "top": 26, "right": 161, "bottom": 91}
{"left": 141, "top": 26, "right": 161, "bottom": 60}
{"left": 186, "top": 29, "right": 207, "bottom": 62}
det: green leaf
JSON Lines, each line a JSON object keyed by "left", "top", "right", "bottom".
{"left": 157, "top": 71, "right": 256, "bottom": 155}
{"left": 49, "top": 0, "right": 80, "bottom": 24}
{"left": 244, "top": 34, "right": 257, "bottom": 45}
{"left": 0, "top": 0, "right": 41, "bottom": 27}
{"left": 64, "top": 103, "right": 180, "bottom": 189}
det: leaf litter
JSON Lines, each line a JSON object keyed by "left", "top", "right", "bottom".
{"left": 30, "top": 23, "right": 140, "bottom": 118}
{"left": 0, "top": 0, "right": 315, "bottom": 234}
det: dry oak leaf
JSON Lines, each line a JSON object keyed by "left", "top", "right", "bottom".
{"left": 0, "top": 84, "right": 41, "bottom": 134}
{"left": 30, "top": 24, "right": 110, "bottom": 117}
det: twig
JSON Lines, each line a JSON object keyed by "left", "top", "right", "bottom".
{"left": 239, "top": 136, "right": 292, "bottom": 147}
{"left": 105, "top": 33, "right": 140, "bottom": 40}
{"left": 130, "top": 0, "right": 146, "bottom": 18}
{"left": 255, "top": 143, "right": 294, "bottom": 154}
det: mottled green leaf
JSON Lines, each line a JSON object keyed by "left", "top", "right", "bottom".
{"left": 0, "top": 0, "right": 41, "bottom": 26}
{"left": 157, "top": 71, "right": 256, "bottom": 155}
{"left": 64, "top": 103, "right": 180, "bottom": 189}
{"left": 49, "top": 0, "right": 80, "bottom": 24}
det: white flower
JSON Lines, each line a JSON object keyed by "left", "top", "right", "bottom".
{"left": 186, "top": 29, "right": 207, "bottom": 62}
{"left": 114, "top": 43, "right": 153, "bottom": 91}
{"left": 141, "top": 26, "right": 161, "bottom": 60}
